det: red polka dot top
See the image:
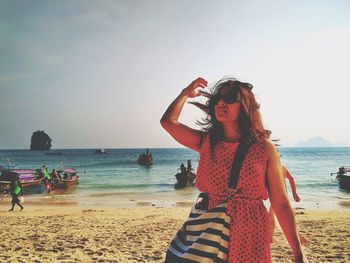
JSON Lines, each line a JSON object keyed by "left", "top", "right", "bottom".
{"left": 196, "top": 133, "right": 271, "bottom": 263}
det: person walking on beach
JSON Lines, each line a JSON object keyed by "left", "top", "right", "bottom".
{"left": 161, "top": 77, "right": 308, "bottom": 262}
{"left": 269, "top": 165, "right": 308, "bottom": 245}
{"left": 8, "top": 179, "right": 24, "bottom": 211}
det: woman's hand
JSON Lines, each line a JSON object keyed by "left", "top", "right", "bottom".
{"left": 160, "top": 77, "right": 207, "bottom": 152}
{"left": 294, "top": 254, "right": 309, "bottom": 263}
{"left": 181, "top": 77, "right": 208, "bottom": 98}
{"left": 293, "top": 193, "right": 301, "bottom": 202}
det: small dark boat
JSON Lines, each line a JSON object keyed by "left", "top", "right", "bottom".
{"left": 331, "top": 166, "right": 350, "bottom": 190}
{"left": 137, "top": 148, "right": 153, "bottom": 166}
{"left": 0, "top": 169, "right": 44, "bottom": 191}
{"left": 95, "top": 148, "right": 106, "bottom": 154}
{"left": 49, "top": 168, "right": 79, "bottom": 192}
{"left": 174, "top": 160, "right": 196, "bottom": 189}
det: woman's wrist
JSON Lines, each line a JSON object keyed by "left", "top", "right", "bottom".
{"left": 177, "top": 90, "right": 192, "bottom": 102}
{"left": 180, "top": 88, "right": 190, "bottom": 98}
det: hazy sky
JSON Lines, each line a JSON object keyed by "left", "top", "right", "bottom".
{"left": 1, "top": 0, "right": 350, "bottom": 149}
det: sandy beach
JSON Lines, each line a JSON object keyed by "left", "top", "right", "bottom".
{"left": 0, "top": 200, "right": 350, "bottom": 263}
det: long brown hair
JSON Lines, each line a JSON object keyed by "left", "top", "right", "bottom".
{"left": 190, "top": 77, "right": 271, "bottom": 148}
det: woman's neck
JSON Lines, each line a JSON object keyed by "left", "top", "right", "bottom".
{"left": 221, "top": 123, "right": 241, "bottom": 142}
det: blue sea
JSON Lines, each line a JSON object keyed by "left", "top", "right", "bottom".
{"left": 1, "top": 147, "right": 350, "bottom": 210}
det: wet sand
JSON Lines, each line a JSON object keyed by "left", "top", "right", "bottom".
{"left": 0, "top": 202, "right": 350, "bottom": 262}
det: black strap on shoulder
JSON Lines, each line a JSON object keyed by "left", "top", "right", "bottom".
{"left": 228, "top": 140, "right": 251, "bottom": 189}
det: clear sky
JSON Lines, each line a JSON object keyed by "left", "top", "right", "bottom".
{"left": 1, "top": 0, "right": 350, "bottom": 149}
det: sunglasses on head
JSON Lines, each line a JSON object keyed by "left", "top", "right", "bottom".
{"left": 212, "top": 91, "right": 239, "bottom": 105}
{"left": 240, "top": 82, "right": 253, "bottom": 90}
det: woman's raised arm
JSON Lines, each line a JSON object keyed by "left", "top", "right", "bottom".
{"left": 160, "top": 78, "right": 207, "bottom": 152}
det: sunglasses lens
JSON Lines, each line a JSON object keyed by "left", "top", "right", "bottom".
{"left": 212, "top": 91, "right": 239, "bottom": 105}
{"left": 223, "top": 93, "right": 237, "bottom": 104}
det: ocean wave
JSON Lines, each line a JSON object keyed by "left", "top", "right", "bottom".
{"left": 295, "top": 179, "right": 338, "bottom": 188}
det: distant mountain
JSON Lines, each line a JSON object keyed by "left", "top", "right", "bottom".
{"left": 295, "top": 137, "right": 347, "bottom": 147}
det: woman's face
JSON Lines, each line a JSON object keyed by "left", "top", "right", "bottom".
{"left": 213, "top": 86, "right": 241, "bottom": 124}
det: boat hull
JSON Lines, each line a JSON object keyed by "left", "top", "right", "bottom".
{"left": 0, "top": 178, "right": 44, "bottom": 191}
{"left": 137, "top": 160, "right": 153, "bottom": 166}
{"left": 337, "top": 175, "right": 350, "bottom": 191}
{"left": 137, "top": 152, "right": 153, "bottom": 166}
{"left": 174, "top": 172, "right": 196, "bottom": 189}
{"left": 49, "top": 177, "right": 79, "bottom": 192}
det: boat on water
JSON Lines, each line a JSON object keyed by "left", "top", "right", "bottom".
{"left": 137, "top": 148, "right": 153, "bottom": 166}
{"left": 49, "top": 168, "right": 79, "bottom": 192}
{"left": 174, "top": 160, "right": 196, "bottom": 189}
{"left": 0, "top": 169, "right": 44, "bottom": 191}
{"left": 331, "top": 166, "right": 350, "bottom": 190}
{"left": 95, "top": 148, "right": 106, "bottom": 154}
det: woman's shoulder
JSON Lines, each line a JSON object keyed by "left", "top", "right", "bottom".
{"left": 261, "top": 139, "right": 280, "bottom": 160}
{"left": 262, "top": 139, "right": 275, "bottom": 148}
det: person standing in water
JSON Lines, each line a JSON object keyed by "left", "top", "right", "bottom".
{"left": 42, "top": 165, "right": 51, "bottom": 192}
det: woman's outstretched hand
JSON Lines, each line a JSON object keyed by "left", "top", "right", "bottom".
{"left": 293, "top": 193, "right": 301, "bottom": 202}
{"left": 181, "top": 77, "right": 208, "bottom": 98}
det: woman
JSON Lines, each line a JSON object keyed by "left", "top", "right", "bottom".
{"left": 160, "top": 77, "right": 307, "bottom": 262}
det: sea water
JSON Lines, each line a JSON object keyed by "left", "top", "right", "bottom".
{"left": 1, "top": 147, "right": 350, "bottom": 210}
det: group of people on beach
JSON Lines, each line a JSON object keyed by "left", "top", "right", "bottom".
{"left": 3, "top": 164, "right": 65, "bottom": 211}
{"left": 161, "top": 77, "right": 309, "bottom": 262}
{"left": 41, "top": 165, "right": 68, "bottom": 193}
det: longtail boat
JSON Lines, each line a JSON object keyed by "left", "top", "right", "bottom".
{"left": 49, "top": 168, "right": 79, "bottom": 192}
{"left": 331, "top": 166, "right": 350, "bottom": 191}
{"left": 95, "top": 148, "right": 106, "bottom": 154}
{"left": 137, "top": 148, "right": 153, "bottom": 166}
{"left": 0, "top": 169, "right": 43, "bottom": 191}
{"left": 174, "top": 160, "right": 196, "bottom": 189}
